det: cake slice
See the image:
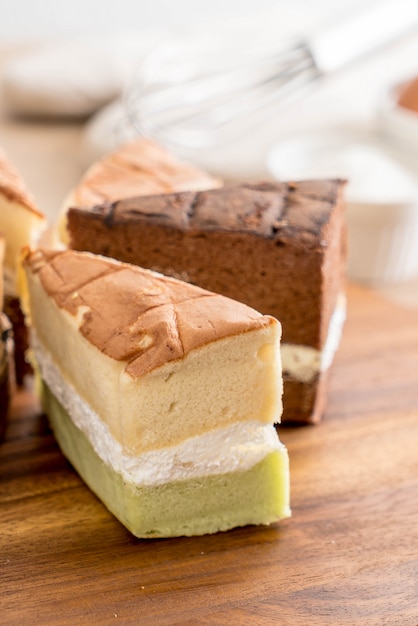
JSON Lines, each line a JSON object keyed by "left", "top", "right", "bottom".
{"left": 66, "top": 180, "right": 347, "bottom": 424}
{"left": 21, "top": 248, "right": 290, "bottom": 538}
{"left": 0, "top": 312, "right": 13, "bottom": 442}
{"left": 58, "top": 136, "right": 220, "bottom": 242}
{"left": 0, "top": 235, "right": 14, "bottom": 441}
{"left": 0, "top": 147, "right": 46, "bottom": 383}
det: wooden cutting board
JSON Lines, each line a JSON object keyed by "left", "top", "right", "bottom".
{"left": 1, "top": 282, "right": 418, "bottom": 625}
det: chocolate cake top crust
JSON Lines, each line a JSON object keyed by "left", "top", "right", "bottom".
{"left": 66, "top": 179, "right": 346, "bottom": 350}
{"left": 77, "top": 180, "right": 343, "bottom": 245}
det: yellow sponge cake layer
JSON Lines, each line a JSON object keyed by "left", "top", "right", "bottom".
{"left": 22, "top": 248, "right": 290, "bottom": 537}
{"left": 23, "top": 249, "right": 282, "bottom": 453}
{"left": 0, "top": 148, "right": 45, "bottom": 280}
{"left": 0, "top": 148, "right": 46, "bottom": 383}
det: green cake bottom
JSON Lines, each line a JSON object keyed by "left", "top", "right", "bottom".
{"left": 42, "top": 382, "right": 291, "bottom": 538}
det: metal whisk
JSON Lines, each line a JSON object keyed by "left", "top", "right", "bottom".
{"left": 127, "top": 1, "right": 418, "bottom": 149}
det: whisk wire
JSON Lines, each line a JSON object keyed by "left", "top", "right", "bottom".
{"left": 127, "top": 41, "right": 319, "bottom": 147}
{"left": 127, "top": 1, "right": 417, "bottom": 149}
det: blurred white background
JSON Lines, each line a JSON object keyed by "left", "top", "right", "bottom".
{"left": 0, "top": 0, "right": 288, "bottom": 41}
{"left": 1, "top": 0, "right": 418, "bottom": 294}
{"left": 1, "top": 0, "right": 417, "bottom": 180}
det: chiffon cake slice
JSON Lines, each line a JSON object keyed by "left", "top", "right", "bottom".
{"left": 58, "top": 136, "right": 220, "bottom": 242}
{"left": 66, "top": 180, "right": 347, "bottom": 424}
{"left": 22, "top": 248, "right": 290, "bottom": 538}
{"left": 0, "top": 147, "right": 46, "bottom": 383}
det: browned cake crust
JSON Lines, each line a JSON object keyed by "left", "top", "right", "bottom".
{"left": 68, "top": 137, "right": 220, "bottom": 209}
{"left": 67, "top": 180, "right": 346, "bottom": 347}
{"left": 0, "top": 148, "right": 43, "bottom": 217}
{"left": 67, "top": 180, "right": 347, "bottom": 423}
{"left": 23, "top": 248, "right": 277, "bottom": 379}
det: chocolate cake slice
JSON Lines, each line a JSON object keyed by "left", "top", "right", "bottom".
{"left": 66, "top": 180, "right": 347, "bottom": 424}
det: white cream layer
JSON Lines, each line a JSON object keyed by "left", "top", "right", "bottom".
{"left": 281, "top": 294, "right": 346, "bottom": 383}
{"left": 33, "top": 334, "right": 283, "bottom": 486}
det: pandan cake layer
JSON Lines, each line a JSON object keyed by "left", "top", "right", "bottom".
{"left": 42, "top": 382, "right": 290, "bottom": 538}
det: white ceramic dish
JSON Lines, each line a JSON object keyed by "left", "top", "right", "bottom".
{"left": 267, "top": 129, "right": 418, "bottom": 286}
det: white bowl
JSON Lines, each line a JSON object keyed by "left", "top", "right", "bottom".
{"left": 267, "top": 129, "right": 418, "bottom": 286}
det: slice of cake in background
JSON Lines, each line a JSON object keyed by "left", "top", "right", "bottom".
{"left": 0, "top": 235, "right": 14, "bottom": 441}
{"left": 21, "top": 248, "right": 290, "bottom": 538}
{"left": 0, "top": 147, "right": 46, "bottom": 384}
{"left": 57, "top": 136, "right": 220, "bottom": 243}
{"left": 0, "top": 313, "right": 13, "bottom": 442}
{"left": 66, "top": 180, "right": 347, "bottom": 424}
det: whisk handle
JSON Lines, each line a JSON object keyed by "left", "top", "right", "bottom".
{"left": 309, "top": 0, "right": 418, "bottom": 74}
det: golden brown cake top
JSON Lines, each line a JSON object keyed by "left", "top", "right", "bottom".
{"left": 0, "top": 148, "right": 43, "bottom": 218}
{"left": 23, "top": 248, "right": 278, "bottom": 377}
{"left": 70, "top": 137, "right": 220, "bottom": 209}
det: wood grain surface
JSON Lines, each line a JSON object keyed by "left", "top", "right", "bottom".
{"left": 1, "top": 282, "right": 418, "bottom": 626}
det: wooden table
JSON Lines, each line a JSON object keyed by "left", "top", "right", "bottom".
{"left": 1, "top": 282, "right": 418, "bottom": 625}
{"left": 1, "top": 35, "right": 418, "bottom": 624}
